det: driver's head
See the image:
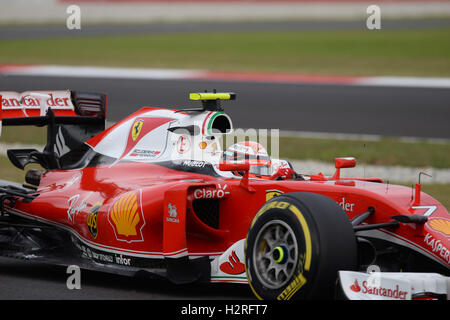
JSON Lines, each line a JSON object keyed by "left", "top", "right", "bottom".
{"left": 222, "top": 141, "right": 272, "bottom": 176}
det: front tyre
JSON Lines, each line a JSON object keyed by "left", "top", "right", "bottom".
{"left": 245, "top": 192, "right": 357, "bottom": 300}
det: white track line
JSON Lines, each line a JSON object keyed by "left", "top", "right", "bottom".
{"left": 357, "top": 76, "right": 450, "bottom": 89}
{"left": 1, "top": 65, "right": 204, "bottom": 80}
{"left": 2, "top": 65, "right": 450, "bottom": 88}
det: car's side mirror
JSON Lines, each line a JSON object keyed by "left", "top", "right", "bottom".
{"left": 335, "top": 157, "right": 356, "bottom": 169}
{"left": 332, "top": 157, "right": 356, "bottom": 180}
{"left": 219, "top": 162, "right": 254, "bottom": 192}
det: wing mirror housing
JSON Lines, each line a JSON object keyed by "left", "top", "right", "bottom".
{"left": 219, "top": 161, "right": 255, "bottom": 192}
{"left": 332, "top": 157, "right": 356, "bottom": 180}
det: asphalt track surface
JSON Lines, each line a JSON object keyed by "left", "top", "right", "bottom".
{"left": 1, "top": 75, "right": 450, "bottom": 139}
{"left": 0, "top": 257, "right": 253, "bottom": 300}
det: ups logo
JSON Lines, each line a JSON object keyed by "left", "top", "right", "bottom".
{"left": 87, "top": 202, "right": 102, "bottom": 239}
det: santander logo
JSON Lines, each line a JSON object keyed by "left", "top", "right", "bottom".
{"left": 349, "top": 279, "right": 408, "bottom": 300}
{"left": 350, "top": 280, "right": 361, "bottom": 292}
{"left": 219, "top": 250, "right": 245, "bottom": 275}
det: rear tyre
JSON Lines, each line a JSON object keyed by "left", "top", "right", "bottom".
{"left": 245, "top": 192, "right": 357, "bottom": 300}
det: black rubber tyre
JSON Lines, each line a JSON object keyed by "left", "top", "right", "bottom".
{"left": 245, "top": 192, "right": 357, "bottom": 300}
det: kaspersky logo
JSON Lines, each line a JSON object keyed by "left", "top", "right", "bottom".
{"left": 108, "top": 190, "right": 146, "bottom": 243}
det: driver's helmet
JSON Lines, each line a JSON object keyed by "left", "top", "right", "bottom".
{"left": 222, "top": 141, "right": 272, "bottom": 176}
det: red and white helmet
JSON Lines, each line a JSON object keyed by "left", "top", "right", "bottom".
{"left": 222, "top": 141, "right": 272, "bottom": 176}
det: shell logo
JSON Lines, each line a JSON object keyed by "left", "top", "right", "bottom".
{"left": 108, "top": 190, "right": 146, "bottom": 243}
{"left": 428, "top": 218, "right": 450, "bottom": 237}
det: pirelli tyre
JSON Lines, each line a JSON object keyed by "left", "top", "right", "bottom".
{"left": 245, "top": 192, "right": 357, "bottom": 300}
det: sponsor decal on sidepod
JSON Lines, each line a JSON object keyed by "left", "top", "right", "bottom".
{"left": 339, "top": 271, "right": 411, "bottom": 300}
{"left": 193, "top": 184, "right": 230, "bottom": 200}
{"left": 108, "top": 190, "right": 146, "bottom": 243}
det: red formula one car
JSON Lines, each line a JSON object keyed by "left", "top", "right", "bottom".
{"left": 0, "top": 90, "right": 448, "bottom": 300}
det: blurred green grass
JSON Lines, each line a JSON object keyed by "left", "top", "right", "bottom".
{"left": 418, "top": 184, "right": 450, "bottom": 209}
{"left": 1, "top": 29, "right": 450, "bottom": 76}
{"left": 277, "top": 136, "right": 450, "bottom": 169}
{"left": 1, "top": 126, "right": 46, "bottom": 145}
{"left": 3, "top": 126, "right": 450, "bottom": 168}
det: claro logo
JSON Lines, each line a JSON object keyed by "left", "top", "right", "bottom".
{"left": 193, "top": 184, "right": 230, "bottom": 200}
{"left": 350, "top": 279, "right": 408, "bottom": 300}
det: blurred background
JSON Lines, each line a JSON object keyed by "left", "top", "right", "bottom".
{"left": 0, "top": 0, "right": 449, "bottom": 300}
{"left": 1, "top": 0, "right": 449, "bottom": 193}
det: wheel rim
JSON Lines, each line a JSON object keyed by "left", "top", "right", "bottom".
{"left": 252, "top": 219, "right": 299, "bottom": 290}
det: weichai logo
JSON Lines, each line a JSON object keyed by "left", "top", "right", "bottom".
{"left": 349, "top": 279, "right": 408, "bottom": 300}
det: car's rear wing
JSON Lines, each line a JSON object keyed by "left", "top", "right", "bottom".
{"left": 0, "top": 90, "right": 106, "bottom": 131}
{"left": 0, "top": 90, "right": 107, "bottom": 170}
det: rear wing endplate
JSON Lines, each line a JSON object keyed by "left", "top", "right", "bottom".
{"left": 0, "top": 90, "right": 106, "bottom": 134}
{"left": 0, "top": 90, "right": 107, "bottom": 170}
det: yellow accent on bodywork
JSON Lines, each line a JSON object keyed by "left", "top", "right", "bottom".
{"left": 189, "top": 92, "right": 232, "bottom": 101}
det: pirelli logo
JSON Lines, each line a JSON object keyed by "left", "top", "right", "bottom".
{"left": 250, "top": 199, "right": 313, "bottom": 300}
{"left": 277, "top": 274, "right": 307, "bottom": 300}
{"left": 250, "top": 201, "right": 290, "bottom": 229}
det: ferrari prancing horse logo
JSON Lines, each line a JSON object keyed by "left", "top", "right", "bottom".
{"left": 266, "top": 189, "right": 283, "bottom": 202}
{"left": 132, "top": 119, "right": 144, "bottom": 141}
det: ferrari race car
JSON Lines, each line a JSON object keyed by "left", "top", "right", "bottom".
{"left": 0, "top": 90, "right": 448, "bottom": 300}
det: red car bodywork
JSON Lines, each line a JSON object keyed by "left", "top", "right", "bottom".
{"left": 11, "top": 162, "right": 449, "bottom": 268}
{"left": 0, "top": 91, "right": 449, "bottom": 295}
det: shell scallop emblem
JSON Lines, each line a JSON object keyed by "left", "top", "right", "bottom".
{"left": 108, "top": 190, "right": 146, "bottom": 242}
{"left": 428, "top": 218, "right": 450, "bottom": 237}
